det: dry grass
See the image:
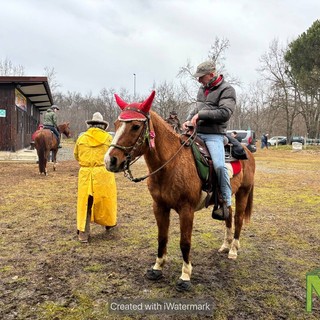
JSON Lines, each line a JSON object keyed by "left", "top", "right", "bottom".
{"left": 0, "top": 144, "right": 320, "bottom": 319}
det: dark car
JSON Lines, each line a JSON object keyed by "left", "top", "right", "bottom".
{"left": 227, "top": 130, "right": 256, "bottom": 153}
{"left": 289, "top": 136, "right": 305, "bottom": 145}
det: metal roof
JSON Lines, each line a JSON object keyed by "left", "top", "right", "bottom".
{"left": 0, "top": 76, "right": 54, "bottom": 111}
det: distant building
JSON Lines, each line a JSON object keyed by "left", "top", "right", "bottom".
{"left": 0, "top": 76, "right": 53, "bottom": 151}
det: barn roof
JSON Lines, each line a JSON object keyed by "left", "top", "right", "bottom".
{"left": 0, "top": 76, "right": 54, "bottom": 111}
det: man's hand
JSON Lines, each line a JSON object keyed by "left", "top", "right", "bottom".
{"left": 182, "top": 121, "right": 190, "bottom": 130}
{"left": 191, "top": 114, "right": 199, "bottom": 126}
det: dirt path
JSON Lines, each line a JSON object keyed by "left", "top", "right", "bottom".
{"left": 0, "top": 146, "right": 319, "bottom": 319}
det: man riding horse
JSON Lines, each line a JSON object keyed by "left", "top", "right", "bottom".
{"left": 43, "top": 105, "right": 62, "bottom": 148}
{"left": 182, "top": 60, "right": 236, "bottom": 221}
{"left": 165, "top": 110, "right": 182, "bottom": 133}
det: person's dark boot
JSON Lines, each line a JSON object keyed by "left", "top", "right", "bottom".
{"left": 105, "top": 224, "right": 117, "bottom": 231}
{"left": 212, "top": 203, "right": 229, "bottom": 220}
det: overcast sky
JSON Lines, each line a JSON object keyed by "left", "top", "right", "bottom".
{"left": 1, "top": 0, "right": 319, "bottom": 97}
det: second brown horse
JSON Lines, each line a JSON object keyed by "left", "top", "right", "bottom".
{"left": 34, "top": 122, "right": 71, "bottom": 175}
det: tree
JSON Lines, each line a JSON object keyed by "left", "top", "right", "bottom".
{"left": 177, "top": 37, "right": 241, "bottom": 101}
{"left": 44, "top": 66, "right": 61, "bottom": 96}
{"left": 0, "top": 58, "right": 24, "bottom": 75}
{"left": 285, "top": 20, "right": 320, "bottom": 138}
{"left": 152, "top": 81, "right": 190, "bottom": 122}
{"left": 258, "top": 39, "right": 300, "bottom": 139}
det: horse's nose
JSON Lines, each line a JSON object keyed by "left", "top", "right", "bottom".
{"left": 106, "top": 156, "right": 118, "bottom": 172}
{"left": 110, "top": 156, "right": 118, "bottom": 168}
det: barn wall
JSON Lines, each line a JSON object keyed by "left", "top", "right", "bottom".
{"left": 0, "top": 84, "right": 15, "bottom": 151}
{"left": 0, "top": 84, "right": 41, "bottom": 151}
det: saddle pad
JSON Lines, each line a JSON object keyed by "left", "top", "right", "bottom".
{"left": 226, "top": 160, "right": 241, "bottom": 178}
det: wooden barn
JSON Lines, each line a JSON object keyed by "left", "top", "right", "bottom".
{"left": 0, "top": 76, "right": 53, "bottom": 152}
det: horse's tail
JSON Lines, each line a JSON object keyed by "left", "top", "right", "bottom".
{"left": 35, "top": 134, "right": 47, "bottom": 174}
{"left": 244, "top": 185, "right": 254, "bottom": 223}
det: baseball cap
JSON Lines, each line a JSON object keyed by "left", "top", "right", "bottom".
{"left": 193, "top": 61, "right": 216, "bottom": 77}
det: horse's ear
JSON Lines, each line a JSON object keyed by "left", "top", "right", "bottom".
{"left": 114, "top": 94, "right": 128, "bottom": 110}
{"left": 140, "top": 90, "right": 156, "bottom": 113}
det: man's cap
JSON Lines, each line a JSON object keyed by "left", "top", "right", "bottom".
{"left": 50, "top": 105, "right": 60, "bottom": 110}
{"left": 170, "top": 110, "right": 177, "bottom": 116}
{"left": 193, "top": 61, "right": 216, "bottom": 78}
{"left": 86, "top": 112, "right": 109, "bottom": 128}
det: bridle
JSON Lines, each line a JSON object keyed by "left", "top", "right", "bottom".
{"left": 110, "top": 118, "right": 150, "bottom": 173}
{"left": 110, "top": 110, "right": 196, "bottom": 183}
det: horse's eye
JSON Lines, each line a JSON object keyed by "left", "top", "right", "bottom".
{"left": 132, "top": 124, "right": 141, "bottom": 131}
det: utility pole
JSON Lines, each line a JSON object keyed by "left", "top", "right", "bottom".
{"left": 133, "top": 73, "right": 136, "bottom": 100}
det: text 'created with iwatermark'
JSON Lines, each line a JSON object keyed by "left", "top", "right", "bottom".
{"left": 109, "top": 299, "right": 214, "bottom": 315}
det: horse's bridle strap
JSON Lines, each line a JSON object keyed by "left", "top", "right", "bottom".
{"left": 122, "top": 107, "right": 150, "bottom": 119}
{"left": 110, "top": 120, "right": 148, "bottom": 158}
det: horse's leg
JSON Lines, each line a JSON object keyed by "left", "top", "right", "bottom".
{"left": 44, "top": 149, "right": 50, "bottom": 175}
{"left": 146, "top": 203, "right": 170, "bottom": 281}
{"left": 228, "top": 188, "right": 250, "bottom": 260}
{"left": 176, "top": 209, "right": 194, "bottom": 292}
{"left": 218, "top": 206, "right": 233, "bottom": 253}
{"left": 52, "top": 150, "right": 58, "bottom": 171}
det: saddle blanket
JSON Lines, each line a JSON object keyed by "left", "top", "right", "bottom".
{"left": 226, "top": 160, "right": 241, "bottom": 178}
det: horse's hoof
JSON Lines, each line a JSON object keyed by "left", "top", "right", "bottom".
{"left": 218, "top": 245, "right": 230, "bottom": 253}
{"left": 228, "top": 252, "right": 238, "bottom": 260}
{"left": 145, "top": 269, "right": 163, "bottom": 281}
{"left": 175, "top": 279, "right": 192, "bottom": 292}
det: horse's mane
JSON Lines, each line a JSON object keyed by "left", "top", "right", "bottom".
{"left": 145, "top": 111, "right": 194, "bottom": 173}
{"left": 150, "top": 111, "right": 181, "bottom": 140}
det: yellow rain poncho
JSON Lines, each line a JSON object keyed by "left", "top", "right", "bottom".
{"left": 74, "top": 128, "right": 117, "bottom": 232}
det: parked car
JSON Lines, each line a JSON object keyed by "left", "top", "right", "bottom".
{"left": 267, "top": 136, "right": 287, "bottom": 146}
{"left": 289, "top": 136, "right": 305, "bottom": 145}
{"left": 227, "top": 129, "right": 256, "bottom": 153}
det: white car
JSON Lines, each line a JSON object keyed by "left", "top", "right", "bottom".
{"left": 268, "top": 136, "right": 287, "bottom": 146}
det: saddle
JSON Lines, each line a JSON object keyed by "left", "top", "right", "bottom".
{"left": 182, "top": 131, "right": 247, "bottom": 209}
{"left": 43, "top": 125, "right": 59, "bottom": 141}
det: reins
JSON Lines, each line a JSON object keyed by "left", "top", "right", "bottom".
{"left": 110, "top": 110, "right": 196, "bottom": 183}
{"left": 124, "top": 126, "right": 196, "bottom": 183}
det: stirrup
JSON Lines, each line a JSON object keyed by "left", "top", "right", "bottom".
{"left": 212, "top": 203, "right": 229, "bottom": 220}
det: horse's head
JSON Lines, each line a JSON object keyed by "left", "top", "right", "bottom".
{"left": 59, "top": 122, "right": 72, "bottom": 138}
{"left": 105, "top": 91, "right": 155, "bottom": 172}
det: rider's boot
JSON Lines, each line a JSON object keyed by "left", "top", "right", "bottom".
{"left": 212, "top": 203, "right": 230, "bottom": 220}
{"left": 212, "top": 166, "right": 231, "bottom": 221}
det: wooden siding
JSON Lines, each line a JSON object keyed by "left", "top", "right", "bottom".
{"left": 0, "top": 84, "right": 41, "bottom": 151}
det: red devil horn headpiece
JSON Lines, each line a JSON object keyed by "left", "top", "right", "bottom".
{"left": 114, "top": 94, "right": 128, "bottom": 110}
{"left": 115, "top": 91, "right": 156, "bottom": 121}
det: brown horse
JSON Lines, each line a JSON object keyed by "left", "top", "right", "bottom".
{"left": 34, "top": 122, "right": 71, "bottom": 175}
{"left": 105, "top": 91, "right": 255, "bottom": 291}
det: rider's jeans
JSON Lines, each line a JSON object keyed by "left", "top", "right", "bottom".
{"left": 198, "top": 133, "right": 232, "bottom": 207}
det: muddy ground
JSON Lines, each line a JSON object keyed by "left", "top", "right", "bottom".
{"left": 0, "top": 143, "right": 319, "bottom": 319}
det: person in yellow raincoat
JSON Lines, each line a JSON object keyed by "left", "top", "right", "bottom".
{"left": 74, "top": 112, "right": 117, "bottom": 243}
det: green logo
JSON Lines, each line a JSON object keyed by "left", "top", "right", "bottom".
{"left": 306, "top": 268, "right": 320, "bottom": 312}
